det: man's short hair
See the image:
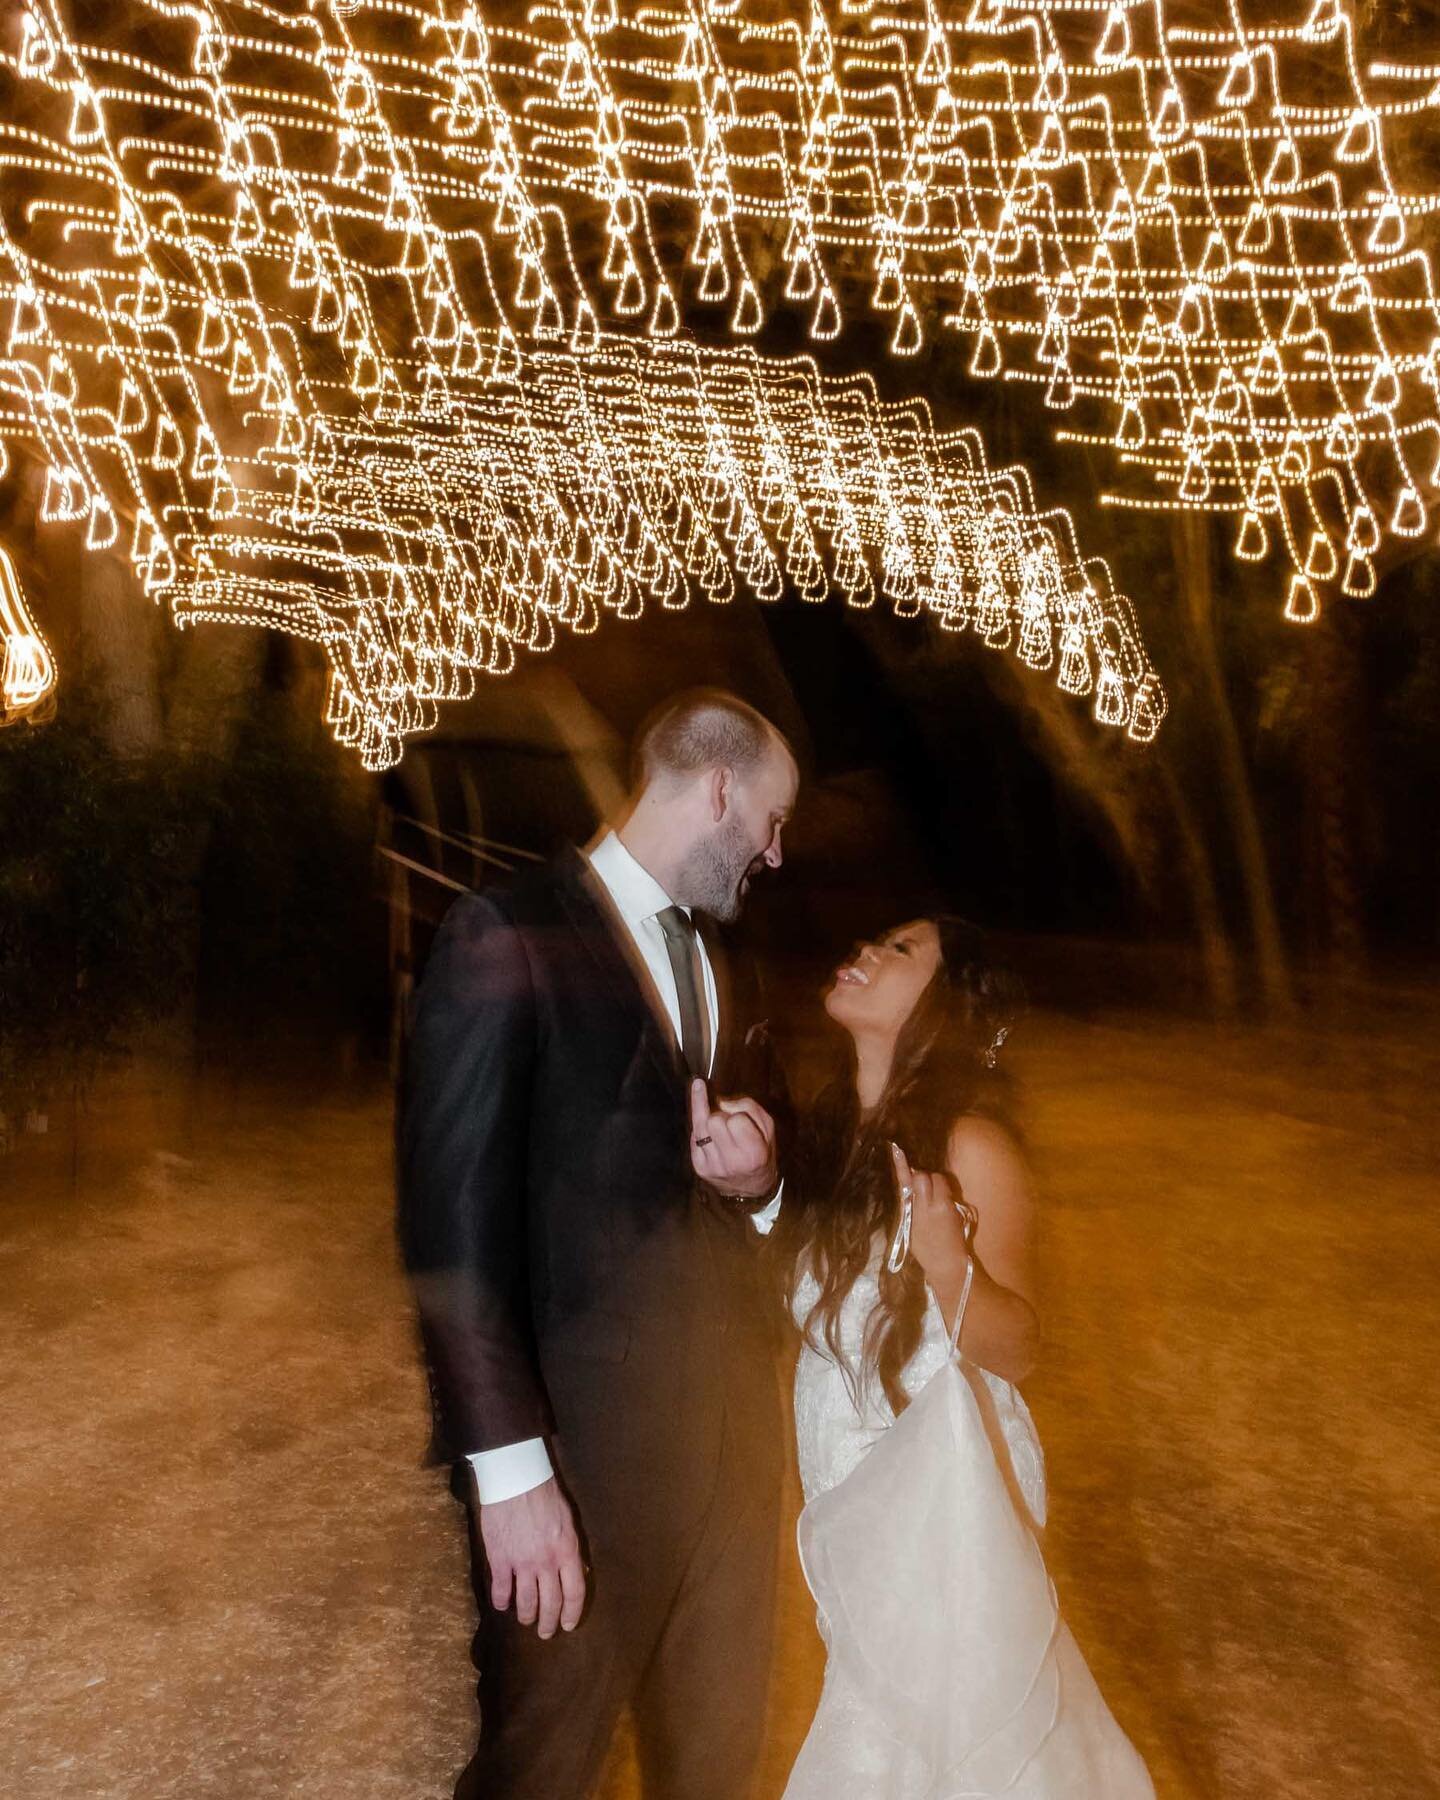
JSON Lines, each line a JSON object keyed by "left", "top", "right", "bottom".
{"left": 633, "top": 689, "right": 786, "bottom": 788}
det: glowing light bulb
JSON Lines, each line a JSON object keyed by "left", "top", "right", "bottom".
{"left": 1, "top": 546, "right": 57, "bottom": 723}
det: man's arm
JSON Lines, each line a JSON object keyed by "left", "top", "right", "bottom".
{"left": 732, "top": 1012, "right": 791, "bottom": 1232}
{"left": 749, "top": 1185, "right": 783, "bottom": 1235}
{"left": 398, "top": 891, "right": 550, "bottom": 1456}
{"left": 688, "top": 1080, "right": 779, "bottom": 1198}
{"left": 397, "top": 893, "right": 585, "bottom": 1639}
{"left": 467, "top": 1437, "right": 553, "bottom": 1503}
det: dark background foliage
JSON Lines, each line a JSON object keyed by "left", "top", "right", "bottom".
{"left": 0, "top": 667, "right": 382, "bottom": 1116}
{"left": 0, "top": 702, "right": 192, "bottom": 1109}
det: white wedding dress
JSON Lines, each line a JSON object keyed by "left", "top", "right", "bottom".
{"left": 785, "top": 1249, "right": 1155, "bottom": 1800}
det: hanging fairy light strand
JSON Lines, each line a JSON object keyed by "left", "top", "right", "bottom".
{"left": 0, "top": 539, "right": 55, "bottom": 723}
{"left": 0, "top": 0, "right": 1163, "bottom": 766}
{"left": 420, "top": 0, "right": 1440, "bottom": 619}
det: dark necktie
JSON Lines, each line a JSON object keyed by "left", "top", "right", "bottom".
{"left": 655, "top": 905, "right": 712, "bottom": 1078}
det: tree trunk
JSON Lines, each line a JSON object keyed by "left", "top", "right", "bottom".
{"left": 80, "top": 551, "right": 164, "bottom": 757}
{"left": 166, "top": 620, "right": 266, "bottom": 766}
{"left": 1172, "top": 513, "right": 1294, "bottom": 1015}
{"left": 1157, "top": 755, "right": 1239, "bottom": 1014}
{"left": 1302, "top": 608, "right": 1367, "bottom": 997}
{"left": 162, "top": 621, "right": 268, "bottom": 1065}
{"left": 985, "top": 659, "right": 1160, "bottom": 908}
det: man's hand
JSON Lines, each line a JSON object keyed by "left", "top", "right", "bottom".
{"left": 478, "top": 1476, "right": 586, "bottom": 1640}
{"left": 690, "top": 1079, "right": 778, "bottom": 1199}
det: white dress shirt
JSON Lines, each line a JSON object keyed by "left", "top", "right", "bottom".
{"left": 588, "top": 830, "right": 720, "bottom": 1081}
{"left": 466, "top": 832, "right": 779, "bottom": 1505}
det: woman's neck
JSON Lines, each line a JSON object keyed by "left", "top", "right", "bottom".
{"left": 852, "top": 1031, "right": 896, "bottom": 1114}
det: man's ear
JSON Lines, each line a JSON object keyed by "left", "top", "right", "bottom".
{"left": 710, "top": 764, "right": 733, "bottom": 822}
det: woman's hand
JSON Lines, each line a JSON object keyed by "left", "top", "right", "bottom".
{"left": 891, "top": 1122, "right": 1041, "bottom": 1383}
{"left": 890, "top": 1141, "right": 974, "bottom": 1286}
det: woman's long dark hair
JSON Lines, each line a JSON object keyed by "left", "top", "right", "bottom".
{"left": 774, "top": 916, "right": 1024, "bottom": 1417}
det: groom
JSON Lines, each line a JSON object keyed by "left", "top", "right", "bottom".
{"left": 398, "top": 689, "right": 800, "bottom": 1799}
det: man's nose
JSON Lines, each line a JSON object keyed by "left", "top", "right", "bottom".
{"left": 764, "top": 829, "right": 783, "bottom": 869}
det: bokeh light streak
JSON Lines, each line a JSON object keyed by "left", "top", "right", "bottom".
{"left": 0, "top": 0, "right": 1165, "bottom": 766}
{"left": 419, "top": 0, "right": 1440, "bottom": 610}
{"left": 0, "top": 541, "right": 56, "bottom": 723}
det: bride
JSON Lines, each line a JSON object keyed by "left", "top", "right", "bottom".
{"left": 771, "top": 916, "right": 1154, "bottom": 1800}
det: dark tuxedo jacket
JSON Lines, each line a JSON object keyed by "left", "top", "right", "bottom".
{"left": 397, "top": 846, "right": 785, "bottom": 1535}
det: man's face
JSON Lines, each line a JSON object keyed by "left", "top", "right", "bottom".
{"left": 676, "top": 744, "right": 798, "bottom": 922}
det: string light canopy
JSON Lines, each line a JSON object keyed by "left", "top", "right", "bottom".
{"left": 0, "top": 541, "right": 55, "bottom": 722}
{"left": 0, "top": 0, "right": 1164, "bottom": 767}
{"left": 376, "top": 0, "right": 1439, "bottom": 621}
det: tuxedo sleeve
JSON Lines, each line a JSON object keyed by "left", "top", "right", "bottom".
{"left": 398, "top": 891, "right": 552, "bottom": 1460}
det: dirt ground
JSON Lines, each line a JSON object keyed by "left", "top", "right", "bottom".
{"left": 3, "top": 1003, "right": 1438, "bottom": 1800}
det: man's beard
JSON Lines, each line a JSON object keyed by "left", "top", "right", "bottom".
{"left": 674, "top": 814, "right": 762, "bottom": 923}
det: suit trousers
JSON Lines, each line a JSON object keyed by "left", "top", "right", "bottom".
{"left": 453, "top": 1401, "right": 780, "bottom": 1800}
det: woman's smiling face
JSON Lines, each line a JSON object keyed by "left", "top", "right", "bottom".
{"left": 823, "top": 919, "right": 943, "bottom": 1041}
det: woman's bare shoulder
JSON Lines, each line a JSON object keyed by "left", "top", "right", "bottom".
{"left": 945, "top": 1114, "right": 1031, "bottom": 1197}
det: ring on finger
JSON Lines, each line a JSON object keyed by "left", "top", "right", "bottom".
{"left": 695, "top": 1135, "right": 713, "bottom": 1147}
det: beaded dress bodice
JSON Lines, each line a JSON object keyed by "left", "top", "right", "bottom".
{"left": 791, "top": 1247, "right": 1046, "bottom": 1526}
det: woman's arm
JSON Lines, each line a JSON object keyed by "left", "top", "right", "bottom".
{"left": 894, "top": 1118, "right": 1041, "bottom": 1384}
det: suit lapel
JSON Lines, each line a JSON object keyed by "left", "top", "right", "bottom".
{"left": 552, "top": 847, "right": 687, "bottom": 1091}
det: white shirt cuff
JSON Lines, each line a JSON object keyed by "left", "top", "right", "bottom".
{"left": 466, "top": 1436, "right": 554, "bottom": 1504}
{"left": 751, "top": 1179, "right": 784, "bottom": 1235}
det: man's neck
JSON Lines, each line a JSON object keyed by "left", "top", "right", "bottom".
{"left": 615, "top": 811, "right": 685, "bottom": 902}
